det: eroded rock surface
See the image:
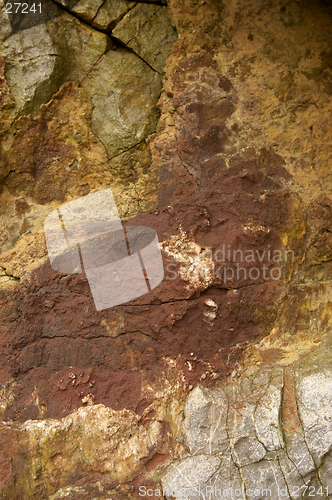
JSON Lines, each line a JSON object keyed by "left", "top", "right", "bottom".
{"left": 112, "top": 3, "right": 177, "bottom": 73}
{"left": 0, "top": 11, "right": 109, "bottom": 117}
{"left": 82, "top": 48, "right": 162, "bottom": 157}
{"left": 163, "top": 341, "right": 332, "bottom": 499}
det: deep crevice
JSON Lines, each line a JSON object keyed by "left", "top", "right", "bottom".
{"left": 90, "top": 0, "right": 108, "bottom": 24}
{"left": 111, "top": 34, "right": 161, "bottom": 74}
{"left": 91, "top": 0, "right": 138, "bottom": 33}
{"left": 50, "top": 0, "right": 112, "bottom": 35}
{"left": 122, "top": 5, "right": 163, "bottom": 46}
{"left": 136, "top": 1, "right": 166, "bottom": 5}
{"left": 107, "top": 140, "right": 147, "bottom": 161}
{"left": 49, "top": 0, "right": 162, "bottom": 74}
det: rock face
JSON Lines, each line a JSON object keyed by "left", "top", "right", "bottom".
{"left": 163, "top": 344, "right": 332, "bottom": 499}
{"left": 53, "top": 0, "right": 136, "bottom": 31}
{"left": 112, "top": 3, "right": 177, "bottom": 73}
{"left": 1, "top": 0, "right": 332, "bottom": 498}
{"left": 82, "top": 48, "right": 162, "bottom": 157}
{"left": 1, "top": 9, "right": 110, "bottom": 117}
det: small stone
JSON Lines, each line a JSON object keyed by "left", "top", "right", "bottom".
{"left": 43, "top": 300, "right": 54, "bottom": 308}
{"left": 204, "top": 298, "right": 218, "bottom": 308}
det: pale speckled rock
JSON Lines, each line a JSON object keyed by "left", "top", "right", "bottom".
{"left": 82, "top": 48, "right": 162, "bottom": 157}
{"left": 297, "top": 371, "right": 332, "bottom": 466}
{"left": 204, "top": 453, "right": 244, "bottom": 500}
{"left": 254, "top": 376, "right": 284, "bottom": 451}
{"left": 0, "top": 11, "right": 109, "bottom": 116}
{"left": 0, "top": 403, "right": 167, "bottom": 498}
{"left": 163, "top": 357, "right": 332, "bottom": 499}
{"left": 161, "top": 455, "right": 221, "bottom": 494}
{"left": 22, "top": 404, "right": 163, "bottom": 483}
{"left": 48, "top": 484, "right": 138, "bottom": 500}
{"left": 183, "top": 386, "right": 228, "bottom": 456}
{"left": 112, "top": 3, "right": 177, "bottom": 73}
{"left": 229, "top": 403, "right": 266, "bottom": 468}
{"left": 0, "top": 0, "right": 14, "bottom": 42}
{"left": 320, "top": 452, "right": 332, "bottom": 493}
{"left": 241, "top": 459, "right": 290, "bottom": 500}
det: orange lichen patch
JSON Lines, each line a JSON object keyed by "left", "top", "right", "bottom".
{"left": 282, "top": 374, "right": 301, "bottom": 437}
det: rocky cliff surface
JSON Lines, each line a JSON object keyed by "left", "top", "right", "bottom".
{"left": 0, "top": 0, "right": 332, "bottom": 498}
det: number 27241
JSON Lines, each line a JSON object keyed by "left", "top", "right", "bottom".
{"left": 5, "top": 3, "right": 42, "bottom": 13}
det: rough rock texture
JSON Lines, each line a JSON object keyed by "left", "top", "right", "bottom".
{"left": 82, "top": 48, "right": 162, "bottom": 157}
{"left": 0, "top": 0, "right": 176, "bottom": 248}
{"left": 1, "top": 0, "right": 332, "bottom": 498}
{"left": 162, "top": 337, "right": 332, "bottom": 499}
{"left": 52, "top": 0, "right": 136, "bottom": 31}
{"left": 0, "top": 8, "right": 110, "bottom": 117}
{"left": 112, "top": 3, "right": 177, "bottom": 73}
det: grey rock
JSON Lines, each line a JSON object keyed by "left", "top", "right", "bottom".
{"left": 52, "top": 0, "right": 81, "bottom": 8}
{"left": 0, "top": 12, "right": 109, "bottom": 117}
{"left": 254, "top": 376, "right": 284, "bottom": 451}
{"left": 112, "top": 3, "right": 177, "bottom": 73}
{"left": 161, "top": 455, "right": 221, "bottom": 498}
{"left": 232, "top": 434, "right": 266, "bottom": 468}
{"left": 163, "top": 363, "right": 332, "bottom": 500}
{"left": 319, "top": 451, "right": 332, "bottom": 492}
{"left": 241, "top": 459, "right": 290, "bottom": 500}
{"left": 286, "top": 440, "right": 316, "bottom": 478}
{"left": 4, "top": 0, "right": 62, "bottom": 34}
{"left": 297, "top": 370, "right": 332, "bottom": 466}
{"left": 206, "top": 455, "right": 246, "bottom": 500}
{"left": 205, "top": 452, "right": 245, "bottom": 500}
{"left": 183, "top": 385, "right": 228, "bottom": 455}
{"left": 82, "top": 48, "right": 161, "bottom": 158}
{"left": 226, "top": 384, "right": 266, "bottom": 467}
{"left": 0, "top": 1, "right": 15, "bottom": 42}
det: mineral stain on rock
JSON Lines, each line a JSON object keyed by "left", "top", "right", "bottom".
{"left": 1, "top": 0, "right": 332, "bottom": 498}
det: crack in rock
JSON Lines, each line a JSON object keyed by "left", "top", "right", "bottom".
{"left": 162, "top": 364, "right": 332, "bottom": 500}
